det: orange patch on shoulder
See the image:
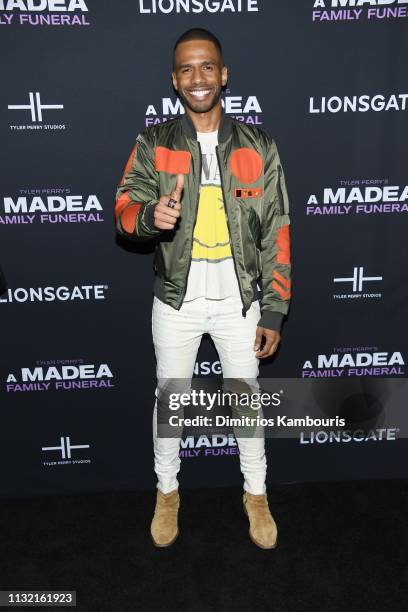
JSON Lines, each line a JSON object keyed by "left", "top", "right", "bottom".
{"left": 230, "top": 148, "right": 263, "bottom": 184}
{"left": 276, "top": 225, "right": 291, "bottom": 265}
{"left": 155, "top": 147, "right": 191, "bottom": 174}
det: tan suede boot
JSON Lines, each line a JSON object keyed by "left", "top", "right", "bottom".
{"left": 243, "top": 491, "right": 278, "bottom": 549}
{"left": 150, "top": 489, "right": 180, "bottom": 547}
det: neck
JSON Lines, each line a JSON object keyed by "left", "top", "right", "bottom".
{"left": 185, "top": 102, "right": 222, "bottom": 133}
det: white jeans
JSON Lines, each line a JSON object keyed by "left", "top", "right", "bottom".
{"left": 151, "top": 295, "right": 267, "bottom": 495}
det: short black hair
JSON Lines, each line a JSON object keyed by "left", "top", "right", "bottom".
{"left": 173, "top": 28, "right": 223, "bottom": 69}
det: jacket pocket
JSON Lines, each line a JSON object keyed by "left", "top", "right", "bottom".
{"left": 248, "top": 207, "right": 261, "bottom": 248}
{"left": 277, "top": 164, "right": 289, "bottom": 215}
{"left": 247, "top": 208, "right": 262, "bottom": 276}
{"left": 255, "top": 247, "right": 262, "bottom": 277}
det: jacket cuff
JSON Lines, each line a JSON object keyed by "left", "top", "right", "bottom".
{"left": 257, "top": 310, "right": 284, "bottom": 332}
{"left": 143, "top": 200, "right": 158, "bottom": 231}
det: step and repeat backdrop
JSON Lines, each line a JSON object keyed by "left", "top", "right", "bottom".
{"left": 1, "top": 0, "right": 408, "bottom": 498}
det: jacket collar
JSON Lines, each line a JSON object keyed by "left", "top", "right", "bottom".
{"left": 180, "top": 107, "right": 232, "bottom": 143}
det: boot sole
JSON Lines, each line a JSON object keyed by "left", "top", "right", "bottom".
{"left": 151, "top": 528, "right": 179, "bottom": 548}
{"left": 243, "top": 501, "right": 278, "bottom": 550}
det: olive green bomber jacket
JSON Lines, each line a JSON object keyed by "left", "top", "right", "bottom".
{"left": 115, "top": 111, "right": 292, "bottom": 332}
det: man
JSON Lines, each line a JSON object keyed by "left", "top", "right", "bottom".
{"left": 115, "top": 28, "right": 291, "bottom": 549}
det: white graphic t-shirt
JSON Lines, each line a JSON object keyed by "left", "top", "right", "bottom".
{"left": 183, "top": 130, "right": 241, "bottom": 302}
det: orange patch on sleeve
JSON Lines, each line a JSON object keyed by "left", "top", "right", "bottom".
{"left": 273, "top": 270, "right": 291, "bottom": 288}
{"left": 276, "top": 225, "right": 291, "bottom": 264}
{"left": 120, "top": 203, "right": 142, "bottom": 234}
{"left": 272, "top": 280, "right": 291, "bottom": 300}
{"left": 155, "top": 147, "right": 191, "bottom": 174}
{"left": 115, "top": 191, "right": 142, "bottom": 233}
{"left": 120, "top": 143, "right": 139, "bottom": 186}
{"left": 230, "top": 148, "right": 263, "bottom": 184}
{"left": 115, "top": 192, "right": 132, "bottom": 219}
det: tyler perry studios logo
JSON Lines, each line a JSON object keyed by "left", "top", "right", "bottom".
{"left": 332, "top": 266, "right": 383, "bottom": 300}
{"left": 0, "top": 0, "right": 90, "bottom": 27}
{"left": 5, "top": 361, "right": 114, "bottom": 393}
{"left": 311, "top": 0, "right": 408, "bottom": 22}
{"left": 0, "top": 284, "right": 109, "bottom": 304}
{"left": 1, "top": 188, "right": 104, "bottom": 226}
{"left": 306, "top": 179, "right": 408, "bottom": 216}
{"left": 145, "top": 89, "right": 262, "bottom": 127}
{"left": 8, "top": 91, "right": 67, "bottom": 131}
{"left": 137, "top": 0, "right": 259, "bottom": 14}
{"left": 301, "top": 347, "right": 405, "bottom": 377}
{"left": 42, "top": 435, "right": 91, "bottom": 467}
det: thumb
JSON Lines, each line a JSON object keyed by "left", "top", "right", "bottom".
{"left": 171, "top": 173, "right": 185, "bottom": 200}
{"left": 254, "top": 326, "right": 263, "bottom": 351}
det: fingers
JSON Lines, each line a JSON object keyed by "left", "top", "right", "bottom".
{"left": 255, "top": 328, "right": 281, "bottom": 359}
{"left": 158, "top": 196, "right": 181, "bottom": 215}
{"left": 154, "top": 174, "right": 185, "bottom": 230}
{"left": 253, "top": 327, "right": 263, "bottom": 352}
{"left": 170, "top": 173, "right": 185, "bottom": 202}
{"left": 154, "top": 197, "right": 181, "bottom": 229}
{"left": 153, "top": 218, "right": 175, "bottom": 230}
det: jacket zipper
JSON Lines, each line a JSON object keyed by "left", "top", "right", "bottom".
{"left": 178, "top": 142, "right": 202, "bottom": 307}
{"left": 277, "top": 164, "right": 285, "bottom": 215}
{"left": 216, "top": 145, "right": 247, "bottom": 318}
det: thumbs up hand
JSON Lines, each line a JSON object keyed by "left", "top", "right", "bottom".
{"left": 153, "top": 173, "right": 185, "bottom": 230}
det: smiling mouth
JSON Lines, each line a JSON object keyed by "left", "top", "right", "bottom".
{"left": 187, "top": 89, "right": 213, "bottom": 99}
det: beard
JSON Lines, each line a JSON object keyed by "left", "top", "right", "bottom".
{"left": 178, "top": 85, "right": 223, "bottom": 114}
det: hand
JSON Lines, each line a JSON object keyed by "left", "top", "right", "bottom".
{"left": 253, "top": 326, "right": 281, "bottom": 359}
{"left": 153, "top": 173, "right": 185, "bottom": 230}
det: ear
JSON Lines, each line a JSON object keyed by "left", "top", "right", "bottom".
{"left": 221, "top": 65, "right": 228, "bottom": 87}
{"left": 171, "top": 71, "right": 178, "bottom": 91}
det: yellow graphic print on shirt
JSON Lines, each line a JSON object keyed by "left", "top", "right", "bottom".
{"left": 191, "top": 185, "right": 232, "bottom": 263}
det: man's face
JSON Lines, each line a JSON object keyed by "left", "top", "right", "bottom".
{"left": 172, "top": 39, "right": 227, "bottom": 114}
